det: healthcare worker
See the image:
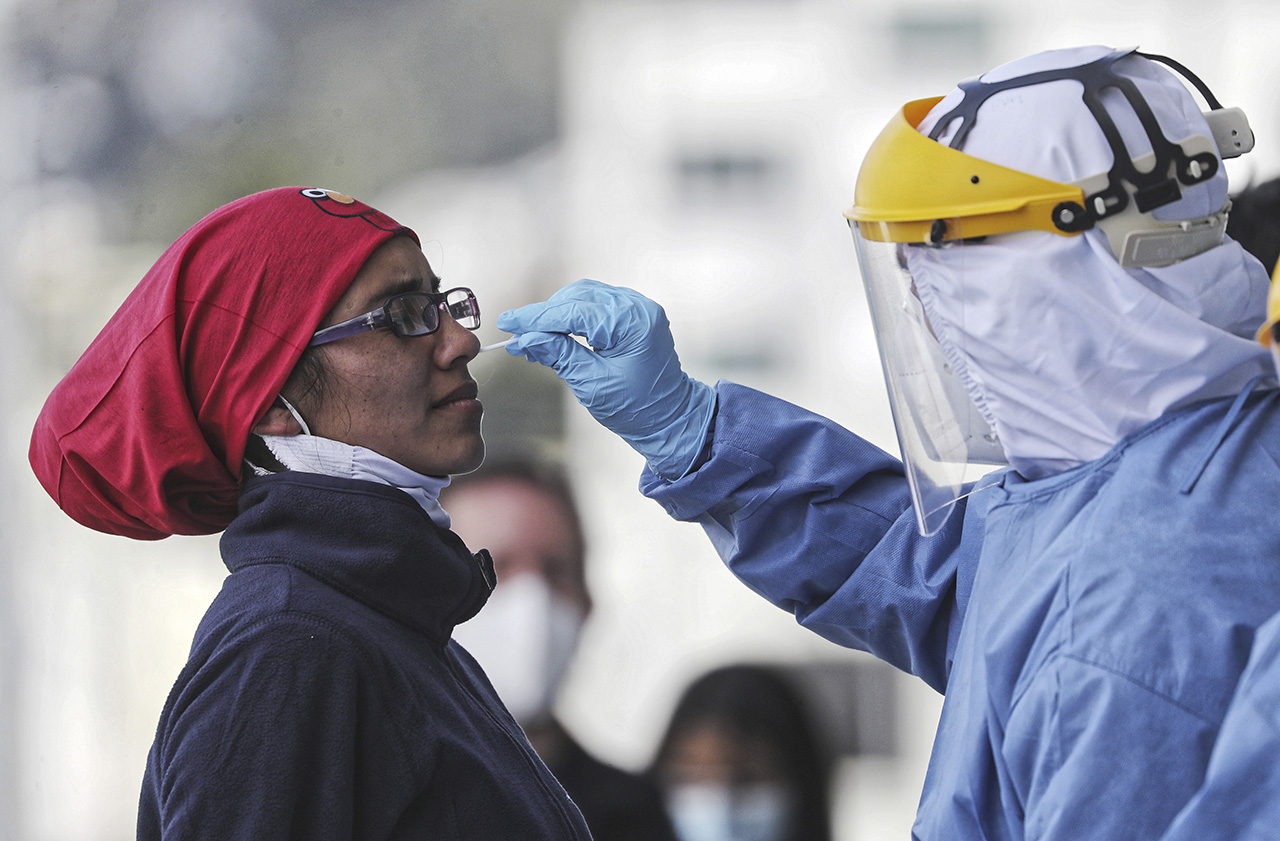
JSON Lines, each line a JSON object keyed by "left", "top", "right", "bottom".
{"left": 495, "top": 46, "right": 1280, "bottom": 840}
{"left": 1157, "top": 611, "right": 1280, "bottom": 840}
{"left": 1157, "top": 275, "right": 1280, "bottom": 841}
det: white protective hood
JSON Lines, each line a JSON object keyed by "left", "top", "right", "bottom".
{"left": 905, "top": 45, "right": 1272, "bottom": 480}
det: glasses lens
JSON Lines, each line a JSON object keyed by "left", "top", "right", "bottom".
{"left": 444, "top": 288, "right": 481, "bottom": 330}
{"left": 386, "top": 293, "right": 440, "bottom": 337}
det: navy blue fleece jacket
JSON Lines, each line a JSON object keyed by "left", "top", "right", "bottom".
{"left": 138, "top": 472, "right": 592, "bottom": 840}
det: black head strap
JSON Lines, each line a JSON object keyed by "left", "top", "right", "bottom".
{"left": 926, "top": 48, "right": 1222, "bottom": 233}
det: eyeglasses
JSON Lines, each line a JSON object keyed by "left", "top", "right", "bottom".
{"left": 309, "top": 287, "right": 481, "bottom": 347}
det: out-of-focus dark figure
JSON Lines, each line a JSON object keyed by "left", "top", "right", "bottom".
{"left": 1228, "top": 175, "right": 1280, "bottom": 276}
{"left": 445, "top": 460, "right": 679, "bottom": 841}
{"left": 649, "top": 664, "right": 834, "bottom": 841}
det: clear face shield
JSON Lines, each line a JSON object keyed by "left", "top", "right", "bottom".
{"left": 845, "top": 47, "right": 1252, "bottom": 536}
{"left": 851, "top": 223, "right": 1006, "bottom": 536}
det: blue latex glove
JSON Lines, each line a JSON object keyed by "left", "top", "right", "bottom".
{"left": 495, "top": 279, "right": 716, "bottom": 480}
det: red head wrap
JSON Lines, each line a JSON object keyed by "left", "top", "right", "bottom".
{"left": 29, "top": 187, "right": 417, "bottom": 539}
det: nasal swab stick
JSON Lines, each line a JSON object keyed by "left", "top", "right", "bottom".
{"left": 479, "top": 337, "right": 516, "bottom": 353}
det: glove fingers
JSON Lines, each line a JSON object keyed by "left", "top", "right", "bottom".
{"left": 496, "top": 279, "right": 659, "bottom": 352}
{"left": 496, "top": 279, "right": 603, "bottom": 332}
{"left": 508, "top": 331, "right": 601, "bottom": 378}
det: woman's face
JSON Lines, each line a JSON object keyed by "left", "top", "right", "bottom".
{"left": 659, "top": 722, "right": 795, "bottom": 841}
{"left": 295, "top": 235, "right": 485, "bottom": 476}
{"left": 662, "top": 722, "right": 783, "bottom": 789}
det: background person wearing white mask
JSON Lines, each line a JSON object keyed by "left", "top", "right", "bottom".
{"left": 445, "top": 460, "right": 679, "bottom": 841}
{"left": 495, "top": 46, "right": 1280, "bottom": 840}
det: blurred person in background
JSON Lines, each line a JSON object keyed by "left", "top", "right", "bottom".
{"left": 445, "top": 459, "right": 679, "bottom": 841}
{"left": 1226, "top": 174, "right": 1280, "bottom": 276}
{"left": 28, "top": 187, "right": 591, "bottom": 840}
{"left": 649, "top": 664, "right": 833, "bottom": 841}
{"left": 495, "top": 46, "right": 1280, "bottom": 840}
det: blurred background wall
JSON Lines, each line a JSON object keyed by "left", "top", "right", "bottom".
{"left": 4, "top": 0, "right": 1280, "bottom": 839}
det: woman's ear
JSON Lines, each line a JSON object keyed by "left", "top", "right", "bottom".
{"left": 252, "top": 404, "right": 304, "bottom": 436}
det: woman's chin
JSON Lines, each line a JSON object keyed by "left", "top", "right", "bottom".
{"left": 422, "top": 435, "right": 486, "bottom": 478}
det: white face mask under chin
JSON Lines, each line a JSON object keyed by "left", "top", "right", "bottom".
{"left": 257, "top": 433, "right": 452, "bottom": 529}
{"left": 665, "top": 783, "right": 793, "bottom": 841}
{"left": 451, "top": 573, "right": 585, "bottom": 726}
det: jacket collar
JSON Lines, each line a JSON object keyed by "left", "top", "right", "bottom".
{"left": 222, "top": 472, "right": 494, "bottom": 646}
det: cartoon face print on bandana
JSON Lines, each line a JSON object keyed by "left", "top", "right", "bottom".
{"left": 299, "top": 188, "right": 400, "bottom": 231}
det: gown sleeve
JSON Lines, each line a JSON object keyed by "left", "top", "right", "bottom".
{"left": 641, "top": 381, "right": 986, "bottom": 693}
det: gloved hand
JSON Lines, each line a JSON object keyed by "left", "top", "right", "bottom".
{"left": 495, "top": 279, "right": 716, "bottom": 481}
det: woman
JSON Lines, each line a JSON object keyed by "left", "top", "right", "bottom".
{"left": 29, "top": 187, "right": 591, "bottom": 840}
{"left": 649, "top": 665, "right": 833, "bottom": 841}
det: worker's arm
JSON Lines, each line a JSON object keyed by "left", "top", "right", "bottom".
{"left": 499, "top": 282, "right": 983, "bottom": 691}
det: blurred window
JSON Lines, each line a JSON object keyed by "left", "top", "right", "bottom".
{"left": 891, "top": 8, "right": 991, "bottom": 69}
{"left": 672, "top": 150, "right": 784, "bottom": 209}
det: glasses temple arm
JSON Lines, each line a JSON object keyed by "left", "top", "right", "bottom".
{"left": 308, "top": 311, "right": 385, "bottom": 346}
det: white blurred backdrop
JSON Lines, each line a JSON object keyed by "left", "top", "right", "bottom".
{"left": 5, "top": 1, "right": 1280, "bottom": 839}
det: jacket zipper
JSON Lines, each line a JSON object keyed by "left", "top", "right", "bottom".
{"left": 440, "top": 648, "right": 588, "bottom": 839}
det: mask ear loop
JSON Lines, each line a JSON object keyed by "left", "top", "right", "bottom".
{"left": 277, "top": 394, "right": 313, "bottom": 436}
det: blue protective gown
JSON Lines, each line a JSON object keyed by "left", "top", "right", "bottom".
{"left": 1159, "top": 610, "right": 1280, "bottom": 841}
{"left": 641, "top": 381, "right": 1280, "bottom": 841}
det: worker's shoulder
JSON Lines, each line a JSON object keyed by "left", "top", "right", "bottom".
{"left": 1102, "top": 387, "right": 1280, "bottom": 484}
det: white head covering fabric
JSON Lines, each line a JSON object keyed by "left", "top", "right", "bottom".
{"left": 257, "top": 434, "right": 452, "bottom": 528}
{"left": 905, "top": 46, "right": 1272, "bottom": 479}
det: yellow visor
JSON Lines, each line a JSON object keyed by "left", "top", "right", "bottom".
{"left": 845, "top": 97, "right": 1088, "bottom": 244}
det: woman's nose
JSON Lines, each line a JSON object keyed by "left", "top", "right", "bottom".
{"left": 434, "top": 304, "right": 481, "bottom": 366}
